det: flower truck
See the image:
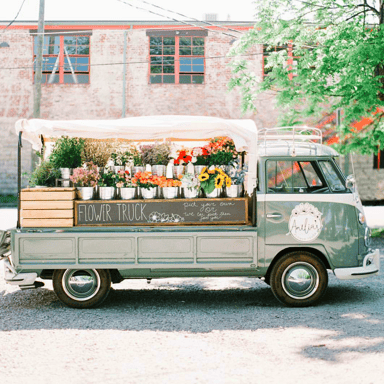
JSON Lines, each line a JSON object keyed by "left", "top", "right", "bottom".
{"left": 0, "top": 116, "right": 379, "bottom": 308}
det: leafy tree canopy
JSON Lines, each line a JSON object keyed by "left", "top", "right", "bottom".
{"left": 229, "top": 0, "right": 384, "bottom": 154}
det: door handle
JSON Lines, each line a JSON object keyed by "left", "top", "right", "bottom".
{"left": 267, "top": 213, "right": 283, "bottom": 219}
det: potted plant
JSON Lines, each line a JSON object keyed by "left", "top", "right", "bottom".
{"left": 115, "top": 169, "right": 136, "bottom": 200}
{"left": 81, "top": 139, "right": 113, "bottom": 174}
{"left": 158, "top": 176, "right": 182, "bottom": 199}
{"left": 207, "top": 137, "right": 239, "bottom": 170}
{"left": 180, "top": 172, "right": 200, "bottom": 198}
{"left": 198, "top": 166, "right": 231, "bottom": 198}
{"left": 133, "top": 171, "right": 160, "bottom": 199}
{"left": 70, "top": 162, "right": 99, "bottom": 200}
{"left": 173, "top": 148, "right": 193, "bottom": 177}
{"left": 226, "top": 163, "right": 247, "bottom": 197}
{"left": 140, "top": 142, "right": 171, "bottom": 176}
{"left": 131, "top": 146, "right": 144, "bottom": 174}
{"left": 50, "top": 136, "right": 85, "bottom": 179}
{"left": 28, "top": 159, "right": 61, "bottom": 188}
{"left": 98, "top": 171, "right": 116, "bottom": 200}
{"left": 192, "top": 146, "right": 210, "bottom": 176}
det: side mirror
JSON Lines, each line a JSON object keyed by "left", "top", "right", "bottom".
{"left": 345, "top": 174, "right": 356, "bottom": 189}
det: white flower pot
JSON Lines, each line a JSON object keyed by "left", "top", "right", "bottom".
{"left": 113, "top": 165, "right": 125, "bottom": 174}
{"left": 205, "top": 188, "right": 221, "bottom": 198}
{"left": 173, "top": 165, "right": 185, "bottom": 178}
{"left": 119, "top": 187, "right": 136, "bottom": 200}
{"left": 183, "top": 187, "right": 198, "bottom": 198}
{"left": 225, "top": 184, "right": 242, "bottom": 198}
{"left": 151, "top": 165, "right": 166, "bottom": 176}
{"left": 76, "top": 187, "right": 94, "bottom": 200}
{"left": 132, "top": 166, "right": 145, "bottom": 176}
{"left": 163, "top": 187, "right": 179, "bottom": 199}
{"left": 99, "top": 186, "right": 115, "bottom": 200}
{"left": 140, "top": 187, "right": 157, "bottom": 199}
{"left": 194, "top": 165, "right": 206, "bottom": 177}
{"left": 60, "top": 168, "right": 72, "bottom": 179}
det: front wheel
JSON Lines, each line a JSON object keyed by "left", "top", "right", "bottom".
{"left": 53, "top": 269, "right": 111, "bottom": 309}
{"left": 270, "top": 252, "right": 328, "bottom": 307}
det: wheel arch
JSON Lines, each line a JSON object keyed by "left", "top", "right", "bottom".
{"left": 264, "top": 246, "right": 331, "bottom": 285}
{"left": 41, "top": 268, "right": 123, "bottom": 284}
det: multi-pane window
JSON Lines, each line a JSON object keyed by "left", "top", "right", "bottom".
{"left": 33, "top": 34, "right": 90, "bottom": 84}
{"left": 149, "top": 34, "right": 205, "bottom": 84}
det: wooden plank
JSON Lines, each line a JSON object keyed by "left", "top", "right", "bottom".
{"left": 21, "top": 187, "right": 75, "bottom": 192}
{"left": 21, "top": 191, "right": 76, "bottom": 201}
{"left": 22, "top": 209, "right": 74, "bottom": 219}
{"left": 22, "top": 218, "right": 74, "bottom": 228}
{"left": 21, "top": 200, "right": 74, "bottom": 210}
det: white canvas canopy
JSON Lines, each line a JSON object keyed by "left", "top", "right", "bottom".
{"left": 15, "top": 115, "right": 258, "bottom": 193}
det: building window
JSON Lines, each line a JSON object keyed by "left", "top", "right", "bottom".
{"left": 33, "top": 35, "right": 90, "bottom": 84}
{"left": 149, "top": 35, "right": 205, "bottom": 84}
{"left": 373, "top": 148, "right": 384, "bottom": 169}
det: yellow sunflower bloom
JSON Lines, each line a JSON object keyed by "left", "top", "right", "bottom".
{"left": 201, "top": 167, "right": 207, "bottom": 174}
{"left": 199, "top": 173, "right": 209, "bottom": 181}
{"left": 215, "top": 175, "right": 224, "bottom": 188}
{"left": 225, "top": 177, "right": 232, "bottom": 187}
{"left": 208, "top": 169, "right": 215, "bottom": 174}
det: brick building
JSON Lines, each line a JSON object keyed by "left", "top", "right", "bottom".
{"left": 0, "top": 20, "right": 382, "bottom": 201}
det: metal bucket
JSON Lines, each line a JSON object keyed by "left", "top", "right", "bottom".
{"left": 205, "top": 188, "right": 221, "bottom": 198}
{"left": 76, "top": 187, "right": 94, "bottom": 200}
{"left": 99, "top": 187, "right": 115, "bottom": 200}
{"left": 162, "top": 187, "right": 179, "bottom": 199}
{"left": 173, "top": 165, "right": 185, "bottom": 178}
{"left": 194, "top": 165, "right": 206, "bottom": 177}
{"left": 61, "top": 180, "right": 71, "bottom": 187}
{"left": 119, "top": 187, "right": 136, "bottom": 200}
{"left": 113, "top": 165, "right": 125, "bottom": 174}
{"left": 225, "top": 184, "right": 242, "bottom": 198}
{"left": 183, "top": 187, "right": 198, "bottom": 199}
{"left": 151, "top": 165, "right": 166, "bottom": 176}
{"left": 132, "top": 166, "right": 145, "bottom": 176}
{"left": 140, "top": 187, "right": 157, "bottom": 199}
{"left": 60, "top": 168, "right": 72, "bottom": 179}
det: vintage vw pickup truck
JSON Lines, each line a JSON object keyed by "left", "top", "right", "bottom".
{"left": 0, "top": 116, "right": 380, "bottom": 308}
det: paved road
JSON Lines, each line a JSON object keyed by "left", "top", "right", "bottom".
{"left": 1, "top": 239, "right": 384, "bottom": 384}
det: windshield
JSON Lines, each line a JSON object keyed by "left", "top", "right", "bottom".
{"left": 318, "top": 160, "right": 346, "bottom": 192}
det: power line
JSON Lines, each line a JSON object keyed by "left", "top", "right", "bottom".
{"left": 1, "top": 0, "right": 27, "bottom": 33}
{"left": 0, "top": 52, "right": 262, "bottom": 71}
{"left": 115, "top": 0, "right": 239, "bottom": 39}
{"left": 133, "top": 0, "right": 244, "bottom": 35}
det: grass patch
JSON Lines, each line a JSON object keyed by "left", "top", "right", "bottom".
{"left": 371, "top": 228, "right": 384, "bottom": 238}
{"left": 0, "top": 195, "right": 17, "bottom": 207}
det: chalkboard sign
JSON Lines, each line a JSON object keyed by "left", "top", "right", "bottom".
{"left": 75, "top": 198, "right": 248, "bottom": 226}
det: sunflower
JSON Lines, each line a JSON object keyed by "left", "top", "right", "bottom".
{"left": 199, "top": 172, "right": 209, "bottom": 181}
{"left": 225, "top": 176, "right": 232, "bottom": 187}
{"left": 215, "top": 174, "right": 224, "bottom": 188}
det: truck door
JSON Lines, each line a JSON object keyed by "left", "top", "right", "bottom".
{"left": 263, "top": 159, "right": 358, "bottom": 267}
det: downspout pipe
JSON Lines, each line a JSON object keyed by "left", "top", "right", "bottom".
{"left": 122, "top": 29, "right": 128, "bottom": 118}
{"left": 17, "top": 132, "right": 23, "bottom": 230}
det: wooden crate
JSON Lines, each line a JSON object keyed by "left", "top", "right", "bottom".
{"left": 21, "top": 188, "right": 75, "bottom": 228}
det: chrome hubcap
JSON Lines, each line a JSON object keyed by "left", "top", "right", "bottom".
{"left": 62, "top": 269, "right": 101, "bottom": 301}
{"left": 281, "top": 262, "right": 319, "bottom": 300}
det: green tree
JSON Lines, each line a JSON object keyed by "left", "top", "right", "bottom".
{"left": 229, "top": 0, "right": 384, "bottom": 154}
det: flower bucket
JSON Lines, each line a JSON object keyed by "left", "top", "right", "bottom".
{"left": 205, "top": 188, "right": 221, "bottom": 198}
{"left": 61, "top": 180, "right": 71, "bottom": 187}
{"left": 140, "top": 187, "right": 157, "bottom": 199}
{"left": 133, "top": 166, "right": 145, "bottom": 175}
{"left": 99, "top": 186, "right": 115, "bottom": 200}
{"left": 119, "top": 187, "right": 136, "bottom": 200}
{"left": 151, "top": 165, "right": 166, "bottom": 176}
{"left": 173, "top": 165, "right": 185, "bottom": 178}
{"left": 76, "top": 186, "right": 94, "bottom": 200}
{"left": 163, "top": 186, "right": 178, "bottom": 199}
{"left": 60, "top": 168, "right": 72, "bottom": 179}
{"left": 183, "top": 187, "right": 198, "bottom": 199}
{"left": 225, "top": 184, "right": 242, "bottom": 198}
{"left": 194, "top": 165, "right": 206, "bottom": 177}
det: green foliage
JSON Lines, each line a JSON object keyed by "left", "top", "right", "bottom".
{"left": 50, "top": 136, "right": 85, "bottom": 169}
{"left": 29, "top": 160, "right": 61, "bottom": 187}
{"left": 98, "top": 171, "right": 116, "bottom": 187}
{"left": 371, "top": 228, "right": 384, "bottom": 238}
{"left": 229, "top": 0, "right": 384, "bottom": 154}
{"left": 208, "top": 151, "right": 235, "bottom": 167}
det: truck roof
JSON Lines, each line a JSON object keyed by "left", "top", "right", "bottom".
{"left": 258, "top": 142, "right": 339, "bottom": 158}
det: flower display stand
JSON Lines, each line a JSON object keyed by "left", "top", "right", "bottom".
{"left": 20, "top": 187, "right": 76, "bottom": 227}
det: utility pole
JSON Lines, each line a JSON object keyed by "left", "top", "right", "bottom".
{"left": 33, "top": 0, "right": 45, "bottom": 119}
{"left": 336, "top": 108, "right": 350, "bottom": 176}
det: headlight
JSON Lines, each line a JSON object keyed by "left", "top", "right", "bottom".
{"left": 364, "top": 227, "right": 371, "bottom": 247}
{"left": 358, "top": 212, "right": 366, "bottom": 225}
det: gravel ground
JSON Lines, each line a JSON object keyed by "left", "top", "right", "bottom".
{"left": 0, "top": 238, "right": 383, "bottom": 384}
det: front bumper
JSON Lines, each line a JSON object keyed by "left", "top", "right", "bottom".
{"left": 334, "top": 249, "right": 380, "bottom": 280}
{"left": 3, "top": 258, "right": 41, "bottom": 289}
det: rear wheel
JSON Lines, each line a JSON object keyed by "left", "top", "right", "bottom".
{"left": 53, "top": 269, "right": 111, "bottom": 309}
{"left": 270, "top": 251, "right": 328, "bottom": 307}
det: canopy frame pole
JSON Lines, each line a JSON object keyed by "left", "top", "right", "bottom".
{"left": 17, "top": 132, "right": 23, "bottom": 230}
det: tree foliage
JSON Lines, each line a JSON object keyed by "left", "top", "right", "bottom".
{"left": 229, "top": 0, "right": 384, "bottom": 154}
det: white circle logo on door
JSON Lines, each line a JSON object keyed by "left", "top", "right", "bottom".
{"left": 288, "top": 203, "right": 323, "bottom": 242}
